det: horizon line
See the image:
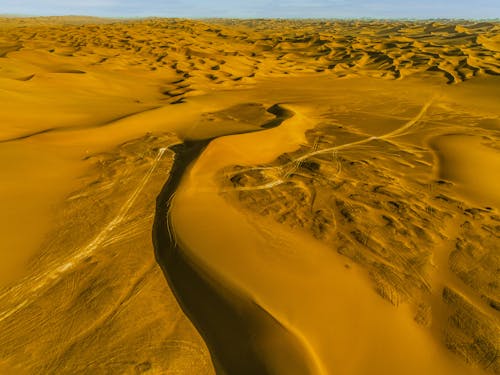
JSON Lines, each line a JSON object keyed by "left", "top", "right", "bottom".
{"left": 1, "top": 14, "right": 499, "bottom": 22}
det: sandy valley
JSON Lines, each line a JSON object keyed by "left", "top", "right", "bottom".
{"left": 0, "top": 17, "right": 499, "bottom": 374}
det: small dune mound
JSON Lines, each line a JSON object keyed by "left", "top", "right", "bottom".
{"left": 443, "top": 287, "right": 499, "bottom": 373}
{"left": 52, "top": 69, "right": 86, "bottom": 74}
{"left": 15, "top": 73, "right": 35, "bottom": 81}
{"left": 0, "top": 43, "right": 21, "bottom": 57}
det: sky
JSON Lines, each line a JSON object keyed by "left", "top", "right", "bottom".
{"left": 1, "top": 0, "right": 499, "bottom": 19}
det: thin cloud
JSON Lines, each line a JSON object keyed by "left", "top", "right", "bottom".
{"left": 1, "top": 0, "right": 498, "bottom": 18}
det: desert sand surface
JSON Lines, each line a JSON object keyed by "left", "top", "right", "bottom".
{"left": 0, "top": 17, "right": 499, "bottom": 374}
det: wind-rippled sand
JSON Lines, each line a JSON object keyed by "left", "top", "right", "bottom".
{"left": 0, "top": 17, "right": 498, "bottom": 374}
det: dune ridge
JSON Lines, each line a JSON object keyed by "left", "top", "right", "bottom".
{"left": 152, "top": 106, "right": 325, "bottom": 375}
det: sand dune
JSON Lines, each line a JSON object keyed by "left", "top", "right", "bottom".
{"left": 218, "top": 79, "right": 499, "bottom": 373}
{"left": 0, "top": 17, "right": 498, "bottom": 374}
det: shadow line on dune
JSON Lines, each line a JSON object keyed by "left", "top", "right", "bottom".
{"left": 152, "top": 105, "right": 319, "bottom": 374}
{"left": 0, "top": 105, "right": 162, "bottom": 144}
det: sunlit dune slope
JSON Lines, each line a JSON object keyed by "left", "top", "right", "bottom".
{"left": 0, "top": 17, "right": 498, "bottom": 375}
{"left": 216, "top": 77, "right": 499, "bottom": 374}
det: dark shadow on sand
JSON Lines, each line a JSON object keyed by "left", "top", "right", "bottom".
{"left": 152, "top": 105, "right": 316, "bottom": 374}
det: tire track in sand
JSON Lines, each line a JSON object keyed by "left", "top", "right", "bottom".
{"left": 0, "top": 147, "right": 166, "bottom": 322}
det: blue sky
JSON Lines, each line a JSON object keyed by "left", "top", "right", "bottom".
{"left": 1, "top": 0, "right": 499, "bottom": 19}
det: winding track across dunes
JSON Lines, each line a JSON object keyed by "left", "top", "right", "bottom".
{"left": 223, "top": 97, "right": 435, "bottom": 193}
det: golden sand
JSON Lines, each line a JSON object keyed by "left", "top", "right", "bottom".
{"left": 0, "top": 17, "right": 498, "bottom": 374}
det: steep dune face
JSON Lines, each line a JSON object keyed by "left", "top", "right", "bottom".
{"left": 0, "top": 17, "right": 498, "bottom": 374}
